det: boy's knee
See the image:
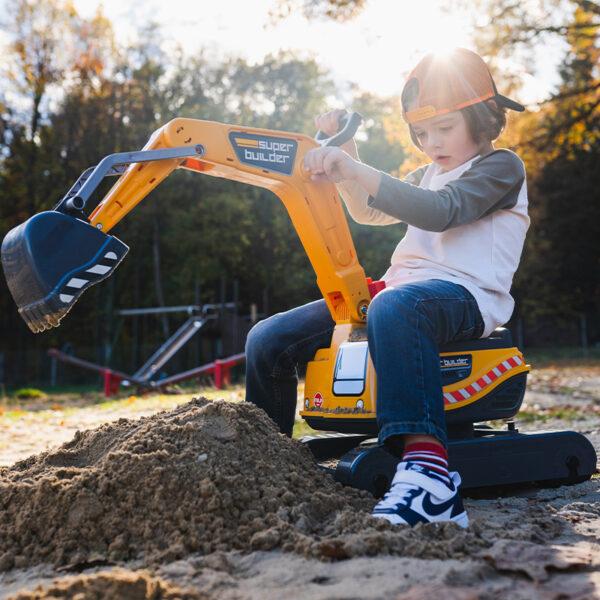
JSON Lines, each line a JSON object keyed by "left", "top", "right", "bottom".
{"left": 245, "top": 315, "right": 293, "bottom": 368}
{"left": 368, "top": 287, "right": 420, "bottom": 324}
{"left": 245, "top": 318, "right": 272, "bottom": 359}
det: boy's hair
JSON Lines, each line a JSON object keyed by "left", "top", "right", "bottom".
{"left": 462, "top": 100, "right": 507, "bottom": 143}
{"left": 402, "top": 77, "right": 507, "bottom": 150}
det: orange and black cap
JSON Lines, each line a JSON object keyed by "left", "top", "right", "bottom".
{"left": 402, "top": 48, "right": 525, "bottom": 124}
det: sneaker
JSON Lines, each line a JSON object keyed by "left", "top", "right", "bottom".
{"left": 371, "top": 461, "right": 468, "bottom": 528}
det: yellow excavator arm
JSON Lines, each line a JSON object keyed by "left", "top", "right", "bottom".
{"left": 90, "top": 117, "right": 371, "bottom": 325}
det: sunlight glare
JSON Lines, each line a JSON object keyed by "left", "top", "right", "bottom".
{"left": 70, "top": 0, "right": 552, "bottom": 100}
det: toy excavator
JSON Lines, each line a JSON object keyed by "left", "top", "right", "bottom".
{"left": 2, "top": 114, "right": 596, "bottom": 495}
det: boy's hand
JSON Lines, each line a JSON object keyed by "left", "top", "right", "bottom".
{"left": 309, "top": 108, "right": 382, "bottom": 195}
{"left": 315, "top": 108, "right": 347, "bottom": 138}
{"left": 304, "top": 146, "right": 359, "bottom": 183}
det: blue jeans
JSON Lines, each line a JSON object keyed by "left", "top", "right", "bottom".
{"left": 245, "top": 279, "right": 484, "bottom": 445}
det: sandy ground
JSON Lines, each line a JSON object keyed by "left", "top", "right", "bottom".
{"left": 0, "top": 366, "right": 599, "bottom": 600}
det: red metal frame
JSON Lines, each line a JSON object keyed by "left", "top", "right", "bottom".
{"left": 48, "top": 348, "right": 246, "bottom": 396}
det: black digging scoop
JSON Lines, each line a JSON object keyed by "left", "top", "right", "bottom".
{"left": 1, "top": 211, "right": 128, "bottom": 333}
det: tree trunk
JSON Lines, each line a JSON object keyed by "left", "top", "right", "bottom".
{"left": 152, "top": 200, "right": 170, "bottom": 339}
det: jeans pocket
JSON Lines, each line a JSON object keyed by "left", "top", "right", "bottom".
{"left": 457, "top": 305, "right": 484, "bottom": 340}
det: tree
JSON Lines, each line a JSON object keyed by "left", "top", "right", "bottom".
{"left": 470, "top": 0, "right": 600, "bottom": 156}
{"left": 514, "top": 148, "right": 600, "bottom": 321}
{"left": 271, "top": 0, "right": 367, "bottom": 22}
{"left": 160, "top": 52, "right": 339, "bottom": 315}
{"left": 0, "top": 0, "right": 117, "bottom": 382}
{"left": 1, "top": 0, "right": 113, "bottom": 142}
{"left": 469, "top": 1, "right": 600, "bottom": 341}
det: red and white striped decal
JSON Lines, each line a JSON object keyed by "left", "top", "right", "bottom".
{"left": 444, "top": 355, "right": 523, "bottom": 405}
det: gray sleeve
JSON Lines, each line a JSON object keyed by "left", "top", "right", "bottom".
{"left": 336, "top": 164, "right": 430, "bottom": 226}
{"left": 336, "top": 180, "right": 400, "bottom": 225}
{"left": 367, "top": 150, "right": 526, "bottom": 232}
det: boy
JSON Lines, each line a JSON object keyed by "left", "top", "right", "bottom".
{"left": 245, "top": 48, "right": 529, "bottom": 527}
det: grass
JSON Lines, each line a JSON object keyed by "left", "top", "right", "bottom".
{"left": 0, "top": 383, "right": 240, "bottom": 421}
{"left": 0, "top": 379, "right": 323, "bottom": 440}
{"left": 516, "top": 405, "right": 594, "bottom": 424}
{"left": 292, "top": 418, "right": 322, "bottom": 438}
{"left": 526, "top": 346, "right": 600, "bottom": 368}
{"left": 14, "top": 388, "right": 46, "bottom": 400}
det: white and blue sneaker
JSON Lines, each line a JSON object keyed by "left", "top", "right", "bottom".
{"left": 371, "top": 462, "right": 469, "bottom": 528}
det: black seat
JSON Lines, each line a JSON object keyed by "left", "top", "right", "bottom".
{"left": 439, "top": 327, "right": 513, "bottom": 353}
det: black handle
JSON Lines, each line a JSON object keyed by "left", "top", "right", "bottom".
{"left": 315, "top": 112, "right": 362, "bottom": 147}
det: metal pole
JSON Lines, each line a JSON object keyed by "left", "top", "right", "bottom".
{"left": 581, "top": 313, "right": 589, "bottom": 359}
{"left": 50, "top": 356, "right": 57, "bottom": 388}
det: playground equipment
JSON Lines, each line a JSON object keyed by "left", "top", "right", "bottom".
{"left": 48, "top": 347, "right": 245, "bottom": 396}
{"left": 48, "top": 303, "right": 245, "bottom": 395}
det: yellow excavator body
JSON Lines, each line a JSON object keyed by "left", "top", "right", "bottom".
{"left": 6, "top": 115, "right": 598, "bottom": 494}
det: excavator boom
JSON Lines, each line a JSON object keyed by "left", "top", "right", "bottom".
{"left": 2, "top": 115, "right": 371, "bottom": 332}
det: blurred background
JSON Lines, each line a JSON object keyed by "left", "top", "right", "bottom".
{"left": 0, "top": 0, "right": 598, "bottom": 389}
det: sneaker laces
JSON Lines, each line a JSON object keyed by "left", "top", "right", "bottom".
{"left": 375, "top": 480, "right": 421, "bottom": 510}
{"left": 375, "top": 462, "right": 458, "bottom": 510}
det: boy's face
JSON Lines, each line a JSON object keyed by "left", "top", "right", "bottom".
{"left": 410, "top": 109, "right": 492, "bottom": 172}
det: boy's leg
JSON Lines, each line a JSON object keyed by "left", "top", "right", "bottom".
{"left": 245, "top": 299, "right": 334, "bottom": 437}
{"left": 366, "top": 279, "right": 484, "bottom": 527}
{"left": 367, "top": 279, "right": 484, "bottom": 448}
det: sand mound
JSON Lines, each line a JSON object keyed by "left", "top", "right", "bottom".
{"left": 0, "top": 398, "right": 498, "bottom": 572}
{"left": 0, "top": 399, "right": 371, "bottom": 569}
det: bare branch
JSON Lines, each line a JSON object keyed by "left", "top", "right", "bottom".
{"left": 270, "top": 0, "right": 367, "bottom": 23}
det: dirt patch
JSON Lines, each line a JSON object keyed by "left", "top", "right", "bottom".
{"left": 6, "top": 569, "right": 205, "bottom": 600}
{"left": 1, "top": 365, "right": 600, "bottom": 599}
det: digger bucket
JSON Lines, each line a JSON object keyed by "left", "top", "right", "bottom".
{"left": 1, "top": 211, "right": 128, "bottom": 333}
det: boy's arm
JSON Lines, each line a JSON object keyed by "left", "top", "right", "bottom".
{"left": 337, "top": 163, "right": 428, "bottom": 226}
{"left": 310, "top": 109, "right": 424, "bottom": 226}
{"left": 367, "top": 150, "right": 526, "bottom": 232}
{"left": 311, "top": 141, "right": 429, "bottom": 226}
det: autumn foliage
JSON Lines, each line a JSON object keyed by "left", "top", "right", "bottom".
{"left": 0, "top": 0, "right": 598, "bottom": 386}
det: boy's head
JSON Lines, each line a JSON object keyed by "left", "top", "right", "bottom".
{"left": 401, "top": 48, "right": 524, "bottom": 152}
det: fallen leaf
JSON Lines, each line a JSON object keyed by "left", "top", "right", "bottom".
{"left": 482, "top": 539, "right": 591, "bottom": 581}
{"left": 316, "top": 539, "right": 349, "bottom": 559}
{"left": 535, "top": 573, "right": 599, "bottom": 600}
{"left": 395, "top": 585, "right": 481, "bottom": 600}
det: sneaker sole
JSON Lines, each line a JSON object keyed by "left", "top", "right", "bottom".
{"left": 371, "top": 511, "right": 469, "bottom": 528}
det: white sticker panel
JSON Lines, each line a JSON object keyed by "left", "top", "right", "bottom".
{"left": 332, "top": 341, "right": 368, "bottom": 396}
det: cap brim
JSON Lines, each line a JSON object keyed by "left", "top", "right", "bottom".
{"left": 496, "top": 94, "right": 525, "bottom": 112}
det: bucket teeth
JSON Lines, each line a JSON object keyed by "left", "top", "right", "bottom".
{"left": 19, "top": 301, "right": 68, "bottom": 334}
{"left": 2, "top": 211, "right": 129, "bottom": 332}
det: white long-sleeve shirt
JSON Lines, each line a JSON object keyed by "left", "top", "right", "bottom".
{"left": 337, "top": 149, "right": 530, "bottom": 337}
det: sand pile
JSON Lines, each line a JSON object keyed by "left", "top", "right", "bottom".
{"left": 0, "top": 398, "right": 503, "bottom": 573}
{"left": 0, "top": 399, "right": 359, "bottom": 568}
{"left": 0, "top": 398, "right": 373, "bottom": 570}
